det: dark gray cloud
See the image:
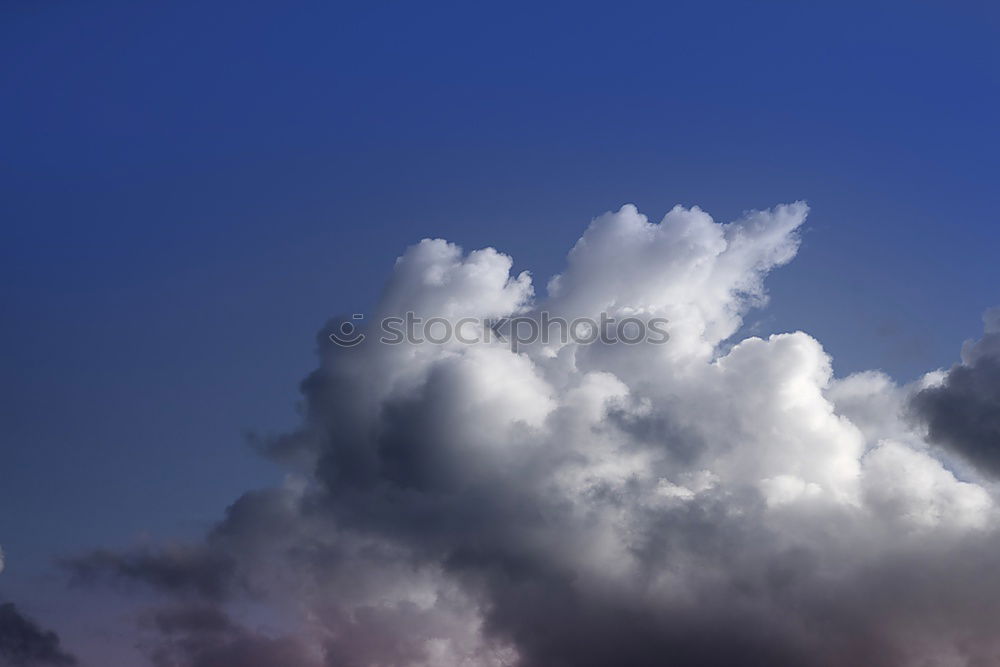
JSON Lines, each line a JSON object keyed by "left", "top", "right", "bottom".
{"left": 911, "top": 308, "right": 1000, "bottom": 475}
{"left": 65, "top": 546, "right": 239, "bottom": 601}
{"left": 140, "top": 605, "right": 321, "bottom": 667}
{"left": 0, "top": 602, "right": 76, "bottom": 667}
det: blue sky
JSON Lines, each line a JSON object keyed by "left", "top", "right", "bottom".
{"left": 1, "top": 1, "right": 999, "bottom": 661}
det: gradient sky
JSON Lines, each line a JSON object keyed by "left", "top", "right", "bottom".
{"left": 1, "top": 2, "right": 999, "bottom": 664}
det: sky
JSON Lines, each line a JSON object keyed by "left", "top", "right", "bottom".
{"left": 1, "top": 2, "right": 999, "bottom": 666}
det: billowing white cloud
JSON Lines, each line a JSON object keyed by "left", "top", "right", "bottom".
{"left": 69, "top": 203, "right": 1000, "bottom": 666}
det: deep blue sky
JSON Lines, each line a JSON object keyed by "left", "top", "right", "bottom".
{"left": 1, "top": 0, "right": 998, "bottom": 644}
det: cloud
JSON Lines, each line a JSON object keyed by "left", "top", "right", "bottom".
{"left": 139, "top": 605, "right": 322, "bottom": 667}
{"left": 69, "top": 203, "right": 1000, "bottom": 666}
{"left": 65, "top": 546, "right": 239, "bottom": 601}
{"left": 0, "top": 602, "right": 76, "bottom": 667}
{"left": 911, "top": 307, "right": 1000, "bottom": 476}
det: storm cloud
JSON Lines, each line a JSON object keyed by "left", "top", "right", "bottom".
{"left": 911, "top": 308, "right": 1000, "bottom": 476}
{"left": 69, "top": 203, "right": 1000, "bottom": 666}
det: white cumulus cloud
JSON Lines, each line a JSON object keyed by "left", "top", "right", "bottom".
{"left": 68, "top": 203, "right": 1000, "bottom": 667}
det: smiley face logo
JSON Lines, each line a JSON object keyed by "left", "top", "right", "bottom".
{"left": 329, "top": 314, "right": 366, "bottom": 347}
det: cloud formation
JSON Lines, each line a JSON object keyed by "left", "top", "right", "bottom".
{"left": 0, "top": 602, "right": 76, "bottom": 667}
{"left": 911, "top": 308, "right": 1000, "bottom": 476}
{"left": 65, "top": 546, "right": 239, "bottom": 601}
{"left": 68, "top": 203, "right": 1000, "bottom": 666}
